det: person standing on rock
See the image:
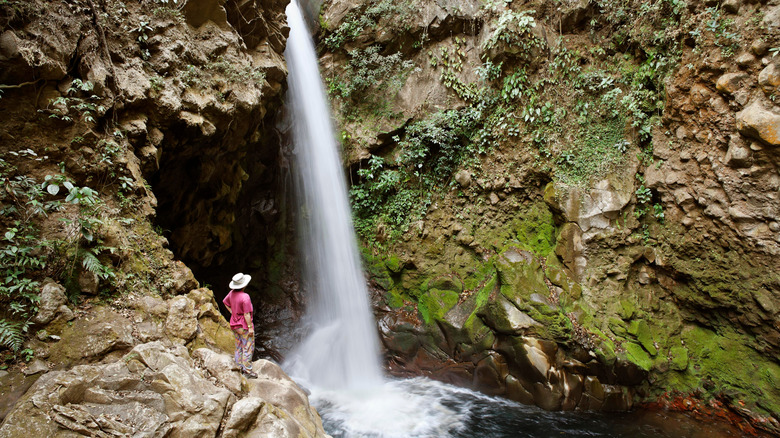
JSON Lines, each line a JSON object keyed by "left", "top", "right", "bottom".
{"left": 223, "top": 273, "right": 258, "bottom": 379}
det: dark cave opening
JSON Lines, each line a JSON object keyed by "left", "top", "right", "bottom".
{"left": 148, "top": 115, "right": 303, "bottom": 360}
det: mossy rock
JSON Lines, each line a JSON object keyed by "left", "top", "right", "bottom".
{"left": 669, "top": 345, "right": 689, "bottom": 371}
{"left": 511, "top": 203, "right": 557, "bottom": 257}
{"left": 425, "top": 275, "right": 464, "bottom": 293}
{"left": 672, "top": 325, "right": 780, "bottom": 416}
{"left": 361, "top": 249, "right": 394, "bottom": 290}
{"left": 418, "top": 288, "right": 460, "bottom": 325}
{"left": 384, "top": 254, "right": 403, "bottom": 273}
{"left": 385, "top": 288, "right": 405, "bottom": 308}
{"left": 608, "top": 317, "right": 628, "bottom": 336}
{"left": 618, "top": 299, "right": 636, "bottom": 319}
{"left": 630, "top": 320, "right": 657, "bottom": 356}
{"left": 623, "top": 341, "right": 653, "bottom": 371}
{"left": 496, "top": 249, "right": 548, "bottom": 303}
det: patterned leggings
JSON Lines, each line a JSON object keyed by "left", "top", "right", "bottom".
{"left": 232, "top": 328, "right": 254, "bottom": 372}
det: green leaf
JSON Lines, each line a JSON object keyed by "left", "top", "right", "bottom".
{"left": 0, "top": 319, "right": 24, "bottom": 351}
{"left": 46, "top": 184, "right": 59, "bottom": 195}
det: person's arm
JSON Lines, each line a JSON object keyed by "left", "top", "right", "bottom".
{"left": 244, "top": 312, "right": 253, "bottom": 333}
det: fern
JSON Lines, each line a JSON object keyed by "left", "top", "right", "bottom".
{"left": 80, "top": 248, "right": 115, "bottom": 281}
{"left": 81, "top": 249, "right": 101, "bottom": 273}
{"left": 0, "top": 319, "right": 24, "bottom": 351}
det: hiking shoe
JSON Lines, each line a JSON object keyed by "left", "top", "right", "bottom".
{"left": 243, "top": 370, "right": 258, "bottom": 379}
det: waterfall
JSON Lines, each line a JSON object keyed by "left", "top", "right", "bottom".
{"left": 274, "top": 3, "right": 733, "bottom": 438}
{"left": 282, "top": 0, "right": 384, "bottom": 391}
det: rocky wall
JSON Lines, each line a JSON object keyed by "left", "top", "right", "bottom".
{"left": 316, "top": 0, "right": 780, "bottom": 433}
{"left": 0, "top": 0, "right": 303, "bottom": 357}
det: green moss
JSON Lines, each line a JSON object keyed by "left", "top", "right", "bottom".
{"left": 591, "top": 328, "right": 617, "bottom": 365}
{"left": 619, "top": 299, "right": 636, "bottom": 319}
{"left": 608, "top": 317, "right": 627, "bottom": 336}
{"left": 661, "top": 325, "right": 780, "bottom": 416}
{"left": 624, "top": 341, "right": 653, "bottom": 371}
{"left": 418, "top": 288, "right": 459, "bottom": 325}
{"left": 633, "top": 320, "right": 657, "bottom": 356}
{"left": 361, "top": 247, "right": 394, "bottom": 290}
{"left": 526, "top": 307, "right": 572, "bottom": 342}
{"left": 627, "top": 320, "right": 640, "bottom": 335}
{"left": 385, "top": 254, "right": 402, "bottom": 273}
{"left": 669, "top": 345, "right": 689, "bottom": 371}
{"left": 512, "top": 203, "right": 557, "bottom": 257}
{"left": 386, "top": 288, "right": 405, "bottom": 308}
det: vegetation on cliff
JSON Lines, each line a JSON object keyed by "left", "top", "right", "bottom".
{"left": 319, "top": 0, "right": 780, "bottom": 432}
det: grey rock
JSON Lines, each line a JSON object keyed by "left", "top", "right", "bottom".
{"left": 32, "top": 281, "right": 67, "bottom": 325}
{"left": 762, "top": 5, "right": 780, "bottom": 31}
{"left": 164, "top": 296, "right": 198, "bottom": 343}
{"left": 192, "top": 348, "right": 242, "bottom": 394}
{"left": 21, "top": 359, "right": 48, "bottom": 376}
{"left": 455, "top": 169, "right": 472, "bottom": 187}
{"left": 168, "top": 260, "right": 198, "bottom": 295}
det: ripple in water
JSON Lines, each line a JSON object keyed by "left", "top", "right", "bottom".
{"left": 310, "top": 377, "right": 746, "bottom": 438}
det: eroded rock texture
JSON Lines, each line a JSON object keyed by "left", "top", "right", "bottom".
{"left": 0, "top": 342, "right": 329, "bottom": 438}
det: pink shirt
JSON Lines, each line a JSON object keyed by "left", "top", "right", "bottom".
{"left": 223, "top": 290, "right": 253, "bottom": 330}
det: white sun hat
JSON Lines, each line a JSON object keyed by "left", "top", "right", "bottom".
{"left": 229, "top": 273, "right": 252, "bottom": 290}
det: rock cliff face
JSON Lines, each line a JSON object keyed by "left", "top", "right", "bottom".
{"left": 316, "top": 0, "right": 780, "bottom": 433}
{"left": 0, "top": 0, "right": 330, "bottom": 435}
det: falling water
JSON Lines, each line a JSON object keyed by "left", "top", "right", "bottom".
{"left": 279, "top": 2, "right": 749, "bottom": 437}
{"left": 282, "top": 0, "right": 383, "bottom": 391}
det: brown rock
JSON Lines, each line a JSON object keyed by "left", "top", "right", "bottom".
{"left": 736, "top": 102, "right": 780, "bottom": 146}
{"left": 182, "top": 0, "right": 229, "bottom": 28}
{"left": 736, "top": 52, "right": 756, "bottom": 69}
{"left": 752, "top": 39, "right": 770, "bottom": 56}
{"left": 690, "top": 84, "right": 712, "bottom": 106}
{"left": 77, "top": 268, "right": 99, "bottom": 295}
{"left": 455, "top": 169, "right": 472, "bottom": 188}
{"left": 0, "top": 31, "right": 19, "bottom": 60}
{"left": 721, "top": 0, "right": 740, "bottom": 14}
{"left": 724, "top": 136, "right": 752, "bottom": 167}
{"left": 758, "top": 63, "right": 780, "bottom": 95}
{"left": 715, "top": 72, "right": 749, "bottom": 95}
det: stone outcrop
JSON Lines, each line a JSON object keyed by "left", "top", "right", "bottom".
{"left": 0, "top": 342, "right": 329, "bottom": 438}
{"left": 376, "top": 243, "right": 639, "bottom": 413}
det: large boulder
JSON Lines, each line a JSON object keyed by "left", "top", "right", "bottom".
{"left": 226, "top": 359, "right": 331, "bottom": 438}
{"left": 736, "top": 101, "right": 780, "bottom": 146}
{"left": 47, "top": 307, "right": 133, "bottom": 367}
{"left": 0, "top": 343, "right": 330, "bottom": 438}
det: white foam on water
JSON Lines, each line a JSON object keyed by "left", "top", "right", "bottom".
{"left": 311, "top": 378, "right": 476, "bottom": 438}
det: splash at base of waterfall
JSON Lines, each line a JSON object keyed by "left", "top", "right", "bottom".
{"left": 309, "top": 377, "right": 748, "bottom": 438}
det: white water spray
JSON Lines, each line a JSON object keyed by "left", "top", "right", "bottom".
{"left": 282, "top": 0, "right": 383, "bottom": 391}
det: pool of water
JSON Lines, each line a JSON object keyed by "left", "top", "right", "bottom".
{"left": 309, "top": 378, "right": 749, "bottom": 438}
